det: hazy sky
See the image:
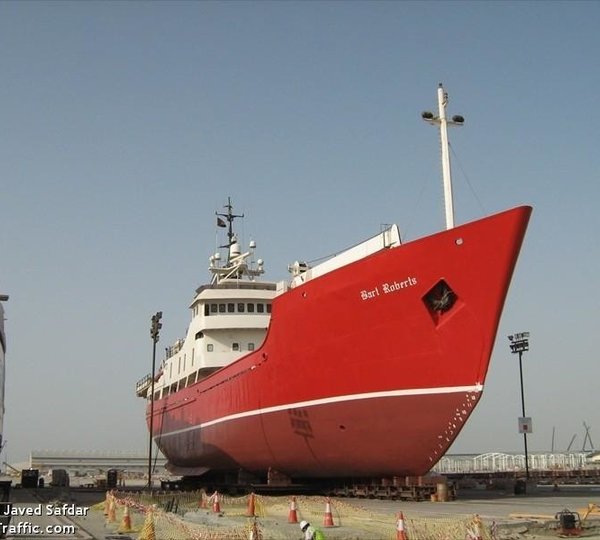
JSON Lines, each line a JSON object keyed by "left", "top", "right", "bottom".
{"left": 1, "top": 1, "right": 599, "bottom": 464}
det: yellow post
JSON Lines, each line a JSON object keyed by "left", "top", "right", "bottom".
{"left": 138, "top": 505, "right": 156, "bottom": 540}
{"left": 107, "top": 494, "right": 116, "bottom": 523}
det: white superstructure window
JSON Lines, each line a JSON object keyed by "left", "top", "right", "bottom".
{"left": 203, "top": 301, "right": 271, "bottom": 315}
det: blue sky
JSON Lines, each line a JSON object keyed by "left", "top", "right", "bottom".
{"left": 1, "top": 1, "right": 599, "bottom": 464}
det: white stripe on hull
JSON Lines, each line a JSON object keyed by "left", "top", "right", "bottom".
{"left": 157, "top": 383, "right": 483, "bottom": 439}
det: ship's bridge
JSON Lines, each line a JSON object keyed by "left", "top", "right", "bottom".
{"left": 137, "top": 200, "right": 287, "bottom": 402}
{"left": 190, "top": 279, "right": 281, "bottom": 331}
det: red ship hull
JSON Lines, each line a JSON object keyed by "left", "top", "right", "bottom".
{"left": 148, "top": 206, "right": 532, "bottom": 478}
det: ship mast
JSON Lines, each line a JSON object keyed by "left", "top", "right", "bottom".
{"left": 216, "top": 197, "right": 244, "bottom": 264}
{"left": 210, "top": 198, "right": 265, "bottom": 284}
{"left": 422, "top": 84, "right": 464, "bottom": 230}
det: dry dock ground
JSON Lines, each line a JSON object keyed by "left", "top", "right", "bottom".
{"left": 5, "top": 485, "right": 600, "bottom": 539}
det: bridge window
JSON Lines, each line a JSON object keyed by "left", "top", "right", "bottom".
{"left": 207, "top": 344, "right": 213, "bottom": 352}
{"left": 248, "top": 343, "right": 255, "bottom": 351}
{"left": 232, "top": 342, "right": 239, "bottom": 351}
{"left": 203, "top": 301, "right": 272, "bottom": 315}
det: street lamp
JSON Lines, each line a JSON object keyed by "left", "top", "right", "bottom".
{"left": 508, "top": 332, "right": 530, "bottom": 480}
{"left": 148, "top": 311, "right": 162, "bottom": 489}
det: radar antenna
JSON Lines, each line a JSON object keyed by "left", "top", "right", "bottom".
{"left": 209, "top": 198, "right": 264, "bottom": 284}
{"left": 216, "top": 197, "right": 244, "bottom": 262}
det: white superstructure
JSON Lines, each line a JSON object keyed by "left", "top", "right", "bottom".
{"left": 289, "top": 224, "right": 401, "bottom": 288}
{"left": 136, "top": 201, "right": 282, "bottom": 401}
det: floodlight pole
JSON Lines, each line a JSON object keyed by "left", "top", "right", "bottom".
{"left": 517, "top": 348, "right": 529, "bottom": 479}
{"left": 148, "top": 311, "right": 162, "bottom": 490}
{"left": 509, "top": 333, "right": 530, "bottom": 480}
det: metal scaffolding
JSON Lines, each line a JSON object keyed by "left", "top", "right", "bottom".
{"left": 433, "top": 452, "right": 594, "bottom": 474}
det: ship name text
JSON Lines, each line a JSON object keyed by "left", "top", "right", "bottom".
{"left": 360, "top": 277, "right": 417, "bottom": 301}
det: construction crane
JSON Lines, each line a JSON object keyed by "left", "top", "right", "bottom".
{"left": 582, "top": 422, "right": 594, "bottom": 452}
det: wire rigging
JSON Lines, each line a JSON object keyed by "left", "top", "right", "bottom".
{"left": 449, "top": 142, "right": 487, "bottom": 215}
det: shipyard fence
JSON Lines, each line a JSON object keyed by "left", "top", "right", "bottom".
{"left": 97, "top": 490, "right": 499, "bottom": 539}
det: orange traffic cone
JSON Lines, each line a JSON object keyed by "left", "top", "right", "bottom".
{"left": 118, "top": 505, "right": 133, "bottom": 533}
{"left": 212, "top": 491, "right": 221, "bottom": 513}
{"left": 288, "top": 496, "right": 298, "bottom": 523}
{"left": 396, "top": 511, "right": 408, "bottom": 540}
{"left": 246, "top": 492, "right": 256, "bottom": 517}
{"left": 323, "top": 498, "right": 334, "bottom": 527}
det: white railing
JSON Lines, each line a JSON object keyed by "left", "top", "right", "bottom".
{"left": 433, "top": 452, "right": 595, "bottom": 474}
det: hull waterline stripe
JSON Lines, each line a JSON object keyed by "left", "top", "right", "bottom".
{"left": 156, "top": 384, "right": 483, "bottom": 439}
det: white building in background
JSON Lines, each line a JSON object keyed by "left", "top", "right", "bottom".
{"left": 27, "top": 450, "right": 167, "bottom": 476}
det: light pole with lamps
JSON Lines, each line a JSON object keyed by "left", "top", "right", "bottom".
{"left": 508, "top": 332, "right": 530, "bottom": 480}
{"left": 148, "top": 311, "right": 162, "bottom": 490}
